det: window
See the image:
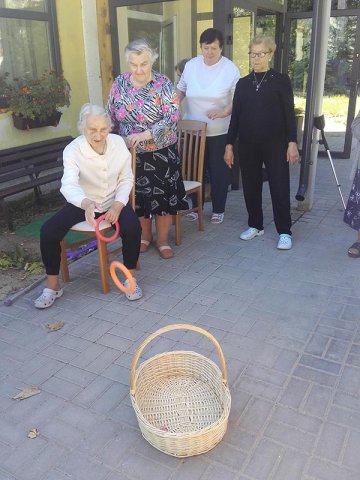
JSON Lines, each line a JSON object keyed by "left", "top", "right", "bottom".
{"left": 0, "top": 0, "right": 60, "bottom": 81}
{"left": 288, "top": 0, "right": 360, "bottom": 11}
{"left": 196, "top": 0, "right": 212, "bottom": 14}
{"left": 195, "top": 0, "right": 213, "bottom": 56}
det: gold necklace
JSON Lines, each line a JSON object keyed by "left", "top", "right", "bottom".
{"left": 253, "top": 70, "right": 269, "bottom": 92}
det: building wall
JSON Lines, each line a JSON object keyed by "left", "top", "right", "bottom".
{"left": 82, "top": 0, "right": 103, "bottom": 106}
{"left": 0, "top": 0, "right": 89, "bottom": 149}
{"left": 56, "top": 0, "right": 89, "bottom": 134}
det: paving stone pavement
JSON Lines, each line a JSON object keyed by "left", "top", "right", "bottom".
{"left": 0, "top": 156, "right": 359, "bottom": 480}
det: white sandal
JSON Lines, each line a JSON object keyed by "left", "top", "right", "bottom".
{"left": 185, "top": 212, "right": 198, "bottom": 222}
{"left": 124, "top": 279, "right": 143, "bottom": 301}
{"left": 211, "top": 213, "right": 224, "bottom": 224}
{"left": 34, "top": 288, "right": 63, "bottom": 309}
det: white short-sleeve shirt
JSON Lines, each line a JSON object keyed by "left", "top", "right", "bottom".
{"left": 177, "top": 55, "right": 240, "bottom": 137}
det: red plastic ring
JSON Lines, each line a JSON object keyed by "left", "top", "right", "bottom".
{"left": 95, "top": 214, "right": 120, "bottom": 243}
{"left": 110, "top": 261, "right": 135, "bottom": 294}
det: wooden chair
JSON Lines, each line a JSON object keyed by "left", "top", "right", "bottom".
{"left": 175, "top": 119, "right": 207, "bottom": 246}
{"left": 60, "top": 148, "right": 136, "bottom": 294}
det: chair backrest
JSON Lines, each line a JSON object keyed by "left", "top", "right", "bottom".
{"left": 177, "top": 120, "right": 207, "bottom": 183}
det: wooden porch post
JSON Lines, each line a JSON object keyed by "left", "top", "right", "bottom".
{"left": 96, "top": 0, "right": 114, "bottom": 105}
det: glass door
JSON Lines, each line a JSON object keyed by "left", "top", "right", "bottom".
{"left": 284, "top": 12, "right": 360, "bottom": 158}
{"left": 160, "top": 17, "right": 176, "bottom": 82}
{"left": 255, "top": 9, "right": 277, "bottom": 38}
{"left": 230, "top": 7, "right": 254, "bottom": 75}
{"left": 229, "top": 4, "right": 281, "bottom": 76}
{"left": 112, "top": 1, "right": 193, "bottom": 83}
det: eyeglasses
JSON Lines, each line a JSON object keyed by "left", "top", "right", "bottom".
{"left": 248, "top": 51, "right": 270, "bottom": 58}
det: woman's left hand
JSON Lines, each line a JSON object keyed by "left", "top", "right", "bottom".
{"left": 207, "top": 104, "right": 232, "bottom": 120}
{"left": 105, "top": 201, "right": 124, "bottom": 224}
{"left": 126, "top": 131, "right": 152, "bottom": 148}
{"left": 207, "top": 109, "right": 227, "bottom": 120}
{"left": 287, "top": 142, "right": 299, "bottom": 166}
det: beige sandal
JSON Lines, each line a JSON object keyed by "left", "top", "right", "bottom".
{"left": 140, "top": 239, "right": 152, "bottom": 253}
{"left": 157, "top": 245, "right": 174, "bottom": 259}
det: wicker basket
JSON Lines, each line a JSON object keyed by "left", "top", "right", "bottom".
{"left": 130, "top": 324, "right": 231, "bottom": 457}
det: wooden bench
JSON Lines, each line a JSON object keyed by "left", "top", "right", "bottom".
{"left": 0, "top": 136, "right": 73, "bottom": 231}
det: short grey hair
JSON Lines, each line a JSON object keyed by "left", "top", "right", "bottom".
{"left": 125, "top": 39, "right": 158, "bottom": 64}
{"left": 249, "top": 36, "right": 277, "bottom": 54}
{"left": 77, "top": 103, "right": 112, "bottom": 134}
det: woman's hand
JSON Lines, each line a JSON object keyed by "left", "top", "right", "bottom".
{"left": 287, "top": 142, "right": 299, "bottom": 166}
{"left": 81, "top": 199, "right": 98, "bottom": 227}
{"left": 105, "top": 201, "right": 124, "bottom": 224}
{"left": 126, "top": 130, "right": 152, "bottom": 148}
{"left": 224, "top": 144, "right": 234, "bottom": 169}
{"left": 207, "top": 104, "right": 232, "bottom": 120}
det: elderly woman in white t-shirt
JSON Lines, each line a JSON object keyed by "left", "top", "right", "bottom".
{"left": 34, "top": 104, "right": 142, "bottom": 309}
{"left": 176, "top": 28, "right": 240, "bottom": 224}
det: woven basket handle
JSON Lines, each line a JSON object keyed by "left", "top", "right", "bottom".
{"left": 130, "top": 323, "right": 228, "bottom": 396}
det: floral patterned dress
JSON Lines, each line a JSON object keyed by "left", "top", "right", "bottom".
{"left": 344, "top": 168, "right": 360, "bottom": 231}
{"left": 106, "top": 71, "right": 188, "bottom": 217}
{"left": 344, "top": 111, "right": 360, "bottom": 232}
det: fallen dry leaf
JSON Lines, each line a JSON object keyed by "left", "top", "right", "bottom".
{"left": 27, "top": 428, "right": 39, "bottom": 439}
{"left": 13, "top": 387, "right": 41, "bottom": 401}
{"left": 47, "top": 321, "right": 64, "bottom": 332}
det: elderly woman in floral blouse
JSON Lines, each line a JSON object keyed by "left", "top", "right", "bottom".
{"left": 106, "top": 39, "right": 188, "bottom": 259}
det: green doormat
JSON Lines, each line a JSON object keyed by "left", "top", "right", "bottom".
{"left": 15, "top": 212, "right": 89, "bottom": 242}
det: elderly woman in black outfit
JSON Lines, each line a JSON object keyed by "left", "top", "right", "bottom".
{"left": 224, "top": 36, "right": 299, "bottom": 250}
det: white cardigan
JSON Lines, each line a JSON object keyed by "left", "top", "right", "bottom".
{"left": 60, "top": 134, "right": 133, "bottom": 213}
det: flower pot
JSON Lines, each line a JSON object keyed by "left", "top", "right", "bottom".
{"left": 0, "top": 95, "right": 9, "bottom": 109}
{"left": 12, "top": 111, "right": 62, "bottom": 130}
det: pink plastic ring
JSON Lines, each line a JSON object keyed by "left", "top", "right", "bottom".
{"left": 95, "top": 214, "right": 120, "bottom": 243}
{"left": 110, "top": 261, "right": 135, "bottom": 294}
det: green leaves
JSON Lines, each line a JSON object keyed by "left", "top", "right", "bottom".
{"left": 0, "top": 246, "right": 43, "bottom": 274}
{"left": 6, "top": 70, "right": 71, "bottom": 121}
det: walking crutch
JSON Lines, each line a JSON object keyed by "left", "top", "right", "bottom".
{"left": 313, "top": 114, "right": 346, "bottom": 209}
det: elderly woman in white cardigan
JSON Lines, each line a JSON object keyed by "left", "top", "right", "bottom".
{"left": 35, "top": 104, "right": 142, "bottom": 308}
{"left": 344, "top": 110, "right": 360, "bottom": 258}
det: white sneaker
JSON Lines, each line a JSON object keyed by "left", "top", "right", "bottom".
{"left": 124, "top": 278, "right": 143, "bottom": 301}
{"left": 277, "top": 234, "right": 292, "bottom": 250}
{"left": 240, "top": 227, "right": 264, "bottom": 241}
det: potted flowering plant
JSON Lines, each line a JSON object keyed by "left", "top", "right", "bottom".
{"left": 7, "top": 70, "right": 71, "bottom": 130}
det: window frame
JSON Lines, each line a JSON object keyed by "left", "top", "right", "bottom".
{"left": 0, "top": 0, "right": 62, "bottom": 76}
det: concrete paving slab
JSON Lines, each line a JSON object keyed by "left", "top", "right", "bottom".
{"left": 0, "top": 157, "right": 359, "bottom": 479}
